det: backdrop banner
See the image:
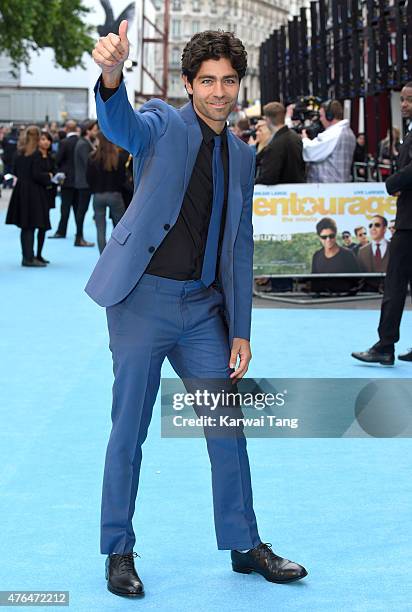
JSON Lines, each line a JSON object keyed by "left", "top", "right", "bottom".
{"left": 253, "top": 182, "right": 397, "bottom": 275}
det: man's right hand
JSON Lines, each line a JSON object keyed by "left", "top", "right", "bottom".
{"left": 92, "top": 19, "right": 129, "bottom": 87}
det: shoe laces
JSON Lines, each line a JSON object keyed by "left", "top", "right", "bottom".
{"left": 256, "top": 542, "right": 273, "bottom": 558}
{"left": 117, "top": 551, "right": 140, "bottom": 574}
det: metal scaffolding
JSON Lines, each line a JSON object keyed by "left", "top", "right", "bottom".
{"left": 136, "top": 0, "right": 170, "bottom": 101}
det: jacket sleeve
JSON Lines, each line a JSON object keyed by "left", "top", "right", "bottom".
{"left": 233, "top": 149, "right": 255, "bottom": 340}
{"left": 55, "top": 138, "right": 69, "bottom": 171}
{"left": 385, "top": 143, "right": 412, "bottom": 193}
{"left": 76, "top": 140, "right": 91, "bottom": 170}
{"left": 302, "top": 132, "right": 339, "bottom": 162}
{"left": 255, "top": 141, "right": 283, "bottom": 185}
{"left": 356, "top": 246, "right": 370, "bottom": 272}
{"left": 86, "top": 159, "right": 97, "bottom": 192}
{"left": 94, "top": 76, "right": 170, "bottom": 157}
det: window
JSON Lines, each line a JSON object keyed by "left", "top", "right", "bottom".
{"left": 192, "top": 21, "right": 200, "bottom": 34}
{"left": 171, "top": 19, "right": 181, "bottom": 37}
{"left": 170, "top": 75, "right": 183, "bottom": 96}
{"left": 171, "top": 47, "right": 180, "bottom": 65}
{"left": 172, "top": 0, "right": 181, "bottom": 9}
{"left": 192, "top": 0, "right": 200, "bottom": 12}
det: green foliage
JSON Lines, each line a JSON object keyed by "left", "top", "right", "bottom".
{"left": 254, "top": 233, "right": 322, "bottom": 275}
{"left": 0, "top": 0, "right": 95, "bottom": 72}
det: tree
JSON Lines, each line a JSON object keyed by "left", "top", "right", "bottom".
{"left": 0, "top": 0, "right": 95, "bottom": 73}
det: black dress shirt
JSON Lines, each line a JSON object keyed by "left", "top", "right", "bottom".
{"left": 99, "top": 77, "right": 229, "bottom": 281}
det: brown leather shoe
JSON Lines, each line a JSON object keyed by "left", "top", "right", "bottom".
{"left": 398, "top": 349, "right": 412, "bottom": 362}
{"left": 22, "top": 258, "right": 46, "bottom": 267}
{"left": 231, "top": 543, "right": 308, "bottom": 583}
{"left": 74, "top": 238, "right": 95, "bottom": 247}
{"left": 105, "top": 552, "right": 144, "bottom": 597}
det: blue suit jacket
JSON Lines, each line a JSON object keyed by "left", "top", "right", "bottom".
{"left": 84, "top": 78, "right": 255, "bottom": 345}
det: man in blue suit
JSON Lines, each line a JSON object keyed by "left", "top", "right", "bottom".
{"left": 87, "top": 21, "right": 307, "bottom": 597}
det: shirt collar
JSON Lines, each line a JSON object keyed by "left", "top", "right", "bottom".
{"left": 325, "top": 119, "right": 349, "bottom": 132}
{"left": 192, "top": 104, "right": 227, "bottom": 144}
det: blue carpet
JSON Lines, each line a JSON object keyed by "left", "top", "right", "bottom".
{"left": 0, "top": 202, "right": 411, "bottom": 611}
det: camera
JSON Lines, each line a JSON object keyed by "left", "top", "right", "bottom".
{"left": 241, "top": 118, "right": 259, "bottom": 140}
{"left": 242, "top": 128, "right": 257, "bottom": 139}
{"left": 291, "top": 96, "right": 324, "bottom": 139}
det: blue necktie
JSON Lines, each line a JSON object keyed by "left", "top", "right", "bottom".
{"left": 201, "top": 135, "right": 224, "bottom": 287}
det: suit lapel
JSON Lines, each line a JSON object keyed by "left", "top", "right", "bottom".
{"left": 178, "top": 101, "right": 203, "bottom": 193}
{"left": 400, "top": 129, "right": 412, "bottom": 166}
{"left": 226, "top": 130, "right": 243, "bottom": 248}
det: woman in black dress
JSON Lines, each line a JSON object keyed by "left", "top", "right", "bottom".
{"left": 5, "top": 126, "right": 54, "bottom": 267}
{"left": 31, "top": 131, "right": 57, "bottom": 263}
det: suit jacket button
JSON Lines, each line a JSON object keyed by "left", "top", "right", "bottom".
{"left": 164, "top": 224, "right": 170, "bottom": 230}
{"left": 148, "top": 246, "right": 155, "bottom": 253}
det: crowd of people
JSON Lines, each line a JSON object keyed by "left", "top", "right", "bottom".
{"left": 0, "top": 95, "right": 405, "bottom": 269}
{"left": 0, "top": 120, "right": 133, "bottom": 266}
{"left": 232, "top": 99, "right": 402, "bottom": 186}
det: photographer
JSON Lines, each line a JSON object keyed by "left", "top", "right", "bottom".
{"left": 255, "top": 102, "right": 305, "bottom": 185}
{"left": 302, "top": 100, "right": 356, "bottom": 183}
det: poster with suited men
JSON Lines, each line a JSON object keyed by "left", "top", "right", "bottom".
{"left": 252, "top": 182, "right": 397, "bottom": 275}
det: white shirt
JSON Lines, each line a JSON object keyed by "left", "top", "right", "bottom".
{"left": 302, "top": 120, "right": 351, "bottom": 162}
{"left": 371, "top": 239, "right": 388, "bottom": 258}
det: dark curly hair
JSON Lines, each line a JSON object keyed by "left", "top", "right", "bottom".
{"left": 181, "top": 30, "right": 247, "bottom": 99}
{"left": 316, "top": 217, "right": 337, "bottom": 236}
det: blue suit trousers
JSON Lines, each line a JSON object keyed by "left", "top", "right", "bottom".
{"left": 101, "top": 273, "right": 261, "bottom": 554}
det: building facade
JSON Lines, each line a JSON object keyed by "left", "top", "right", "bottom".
{"left": 0, "top": 0, "right": 310, "bottom": 123}
{"left": 153, "top": 0, "right": 308, "bottom": 107}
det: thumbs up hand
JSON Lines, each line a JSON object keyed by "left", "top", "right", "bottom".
{"left": 92, "top": 19, "right": 130, "bottom": 86}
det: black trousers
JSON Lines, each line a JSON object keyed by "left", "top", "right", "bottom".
{"left": 75, "top": 188, "right": 92, "bottom": 239}
{"left": 56, "top": 187, "right": 78, "bottom": 237}
{"left": 378, "top": 230, "right": 412, "bottom": 347}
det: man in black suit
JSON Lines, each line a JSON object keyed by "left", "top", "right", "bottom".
{"left": 352, "top": 82, "right": 412, "bottom": 365}
{"left": 357, "top": 215, "right": 390, "bottom": 273}
{"left": 74, "top": 120, "right": 98, "bottom": 247}
{"left": 255, "top": 102, "right": 305, "bottom": 185}
{"left": 49, "top": 120, "right": 80, "bottom": 240}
